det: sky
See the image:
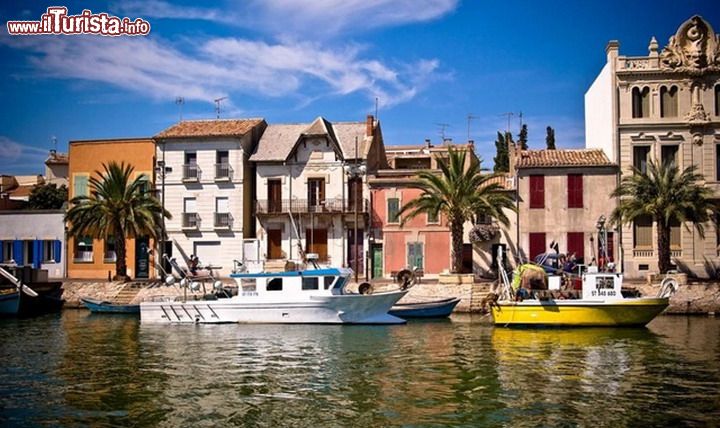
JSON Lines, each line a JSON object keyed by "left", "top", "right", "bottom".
{"left": 1, "top": 0, "right": 718, "bottom": 175}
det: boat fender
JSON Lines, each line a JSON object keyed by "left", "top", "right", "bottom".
{"left": 358, "top": 282, "right": 373, "bottom": 295}
{"left": 165, "top": 276, "right": 176, "bottom": 286}
{"left": 657, "top": 277, "right": 679, "bottom": 299}
{"left": 396, "top": 269, "right": 415, "bottom": 290}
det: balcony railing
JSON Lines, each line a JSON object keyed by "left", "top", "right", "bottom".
{"left": 632, "top": 248, "right": 654, "bottom": 258}
{"left": 214, "top": 212, "right": 232, "bottom": 228}
{"left": 671, "top": 249, "right": 682, "bottom": 258}
{"left": 215, "top": 163, "right": 232, "bottom": 181}
{"left": 74, "top": 251, "right": 93, "bottom": 263}
{"left": 182, "top": 212, "right": 200, "bottom": 229}
{"left": 182, "top": 164, "right": 201, "bottom": 182}
{"left": 256, "top": 198, "right": 369, "bottom": 214}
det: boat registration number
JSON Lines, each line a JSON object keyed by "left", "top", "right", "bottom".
{"left": 591, "top": 289, "right": 616, "bottom": 297}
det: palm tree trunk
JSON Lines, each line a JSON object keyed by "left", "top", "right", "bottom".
{"left": 656, "top": 221, "right": 672, "bottom": 274}
{"left": 115, "top": 235, "right": 128, "bottom": 280}
{"left": 450, "top": 217, "right": 464, "bottom": 274}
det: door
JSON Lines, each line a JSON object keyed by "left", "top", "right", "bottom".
{"left": 306, "top": 228, "right": 328, "bottom": 261}
{"left": 371, "top": 244, "right": 383, "bottom": 279}
{"left": 308, "top": 178, "right": 325, "bottom": 211}
{"left": 347, "top": 228, "right": 364, "bottom": 273}
{"left": 267, "top": 229, "right": 283, "bottom": 259}
{"left": 348, "top": 177, "right": 362, "bottom": 211}
{"left": 461, "top": 243, "right": 473, "bottom": 274}
{"left": 268, "top": 179, "right": 282, "bottom": 213}
{"left": 135, "top": 236, "right": 150, "bottom": 279}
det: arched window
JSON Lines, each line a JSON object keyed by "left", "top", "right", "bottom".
{"left": 715, "top": 84, "right": 720, "bottom": 116}
{"left": 632, "top": 87, "right": 650, "bottom": 118}
{"left": 660, "top": 85, "right": 678, "bottom": 117}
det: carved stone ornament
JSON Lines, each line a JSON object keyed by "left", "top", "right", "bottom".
{"left": 691, "top": 132, "right": 704, "bottom": 146}
{"left": 660, "top": 15, "right": 720, "bottom": 72}
{"left": 685, "top": 103, "right": 710, "bottom": 124}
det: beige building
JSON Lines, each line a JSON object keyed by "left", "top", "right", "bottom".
{"left": 44, "top": 150, "right": 69, "bottom": 187}
{"left": 509, "top": 148, "right": 618, "bottom": 266}
{"left": 250, "top": 116, "right": 386, "bottom": 277}
{"left": 585, "top": 15, "right": 720, "bottom": 278}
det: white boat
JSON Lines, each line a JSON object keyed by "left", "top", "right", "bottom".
{"left": 140, "top": 267, "right": 407, "bottom": 325}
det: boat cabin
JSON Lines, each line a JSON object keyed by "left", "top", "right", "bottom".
{"left": 229, "top": 268, "right": 351, "bottom": 298}
{"left": 580, "top": 271, "right": 624, "bottom": 301}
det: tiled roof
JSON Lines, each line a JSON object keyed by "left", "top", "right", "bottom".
{"left": 250, "top": 117, "right": 371, "bottom": 162}
{"left": 515, "top": 149, "right": 613, "bottom": 168}
{"left": 155, "top": 119, "right": 264, "bottom": 139}
{"left": 45, "top": 152, "right": 68, "bottom": 165}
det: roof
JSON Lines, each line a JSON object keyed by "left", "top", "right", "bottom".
{"left": 515, "top": 149, "right": 613, "bottom": 168}
{"left": 45, "top": 152, "right": 68, "bottom": 165}
{"left": 250, "top": 117, "right": 371, "bottom": 162}
{"left": 155, "top": 119, "right": 264, "bottom": 139}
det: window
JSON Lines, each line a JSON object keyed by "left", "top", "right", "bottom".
{"left": 324, "top": 276, "right": 335, "bottom": 289}
{"left": 660, "top": 86, "right": 678, "bottom": 118}
{"left": 24, "top": 241, "right": 34, "bottom": 267}
{"left": 216, "top": 150, "right": 230, "bottom": 179}
{"left": 715, "top": 85, "right": 720, "bottom": 116}
{"left": 268, "top": 179, "right": 282, "bottom": 213}
{"left": 183, "top": 198, "right": 198, "bottom": 228}
{"left": 137, "top": 174, "right": 151, "bottom": 194}
{"left": 633, "top": 216, "right": 653, "bottom": 248}
{"left": 183, "top": 152, "right": 199, "bottom": 180}
{"left": 348, "top": 177, "right": 363, "bottom": 211}
{"left": 215, "top": 197, "right": 230, "bottom": 228}
{"left": 75, "top": 236, "right": 93, "bottom": 262}
{"left": 104, "top": 236, "right": 116, "bottom": 262}
{"left": 184, "top": 152, "right": 197, "bottom": 165}
{"left": 73, "top": 175, "right": 88, "bottom": 198}
{"left": 302, "top": 277, "right": 319, "bottom": 290}
{"left": 427, "top": 210, "right": 439, "bottom": 224}
{"left": 308, "top": 178, "right": 325, "bottom": 209}
{"left": 716, "top": 144, "right": 720, "bottom": 181}
{"left": 567, "top": 232, "right": 585, "bottom": 263}
{"left": 567, "top": 174, "right": 583, "bottom": 208}
{"left": 529, "top": 233, "right": 546, "bottom": 261}
{"left": 2, "top": 241, "right": 13, "bottom": 262}
{"left": 661, "top": 145, "right": 679, "bottom": 168}
{"left": 670, "top": 218, "right": 681, "bottom": 249}
{"left": 529, "top": 175, "right": 544, "bottom": 209}
{"left": 267, "top": 278, "right": 283, "bottom": 291}
{"left": 632, "top": 87, "right": 650, "bottom": 118}
{"left": 407, "top": 242, "right": 424, "bottom": 269}
{"left": 387, "top": 198, "right": 400, "bottom": 223}
{"left": 633, "top": 146, "right": 650, "bottom": 174}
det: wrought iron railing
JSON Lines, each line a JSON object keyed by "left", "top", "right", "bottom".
{"left": 214, "top": 212, "right": 232, "bottom": 228}
{"left": 182, "top": 212, "right": 200, "bottom": 228}
{"left": 255, "top": 198, "right": 369, "bottom": 214}
{"left": 182, "top": 164, "right": 201, "bottom": 181}
{"left": 215, "top": 163, "right": 232, "bottom": 181}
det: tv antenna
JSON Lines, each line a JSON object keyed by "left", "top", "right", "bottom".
{"left": 518, "top": 111, "right": 523, "bottom": 128}
{"left": 436, "top": 123, "right": 450, "bottom": 141}
{"left": 499, "top": 112, "right": 514, "bottom": 135}
{"left": 175, "top": 96, "right": 185, "bottom": 121}
{"left": 467, "top": 114, "right": 478, "bottom": 142}
{"left": 374, "top": 97, "right": 379, "bottom": 120}
{"left": 214, "top": 96, "right": 228, "bottom": 119}
{"left": 50, "top": 136, "right": 57, "bottom": 152}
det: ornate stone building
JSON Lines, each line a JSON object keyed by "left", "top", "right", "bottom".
{"left": 585, "top": 15, "right": 720, "bottom": 278}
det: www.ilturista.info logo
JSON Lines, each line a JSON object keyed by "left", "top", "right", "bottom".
{"left": 7, "top": 7, "right": 151, "bottom": 36}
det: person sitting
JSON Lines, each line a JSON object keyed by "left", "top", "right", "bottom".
{"left": 189, "top": 255, "right": 199, "bottom": 275}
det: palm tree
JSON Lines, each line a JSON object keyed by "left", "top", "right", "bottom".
{"left": 398, "top": 147, "right": 516, "bottom": 273}
{"left": 65, "top": 162, "right": 170, "bottom": 280}
{"left": 611, "top": 160, "right": 715, "bottom": 274}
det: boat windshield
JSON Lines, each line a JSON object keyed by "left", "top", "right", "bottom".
{"left": 331, "top": 276, "right": 347, "bottom": 295}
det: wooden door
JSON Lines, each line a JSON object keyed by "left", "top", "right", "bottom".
{"left": 268, "top": 180, "right": 282, "bottom": 213}
{"left": 306, "top": 228, "right": 328, "bottom": 261}
{"left": 267, "top": 229, "right": 283, "bottom": 259}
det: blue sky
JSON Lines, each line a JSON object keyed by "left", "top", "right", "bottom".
{"left": 1, "top": 0, "right": 718, "bottom": 175}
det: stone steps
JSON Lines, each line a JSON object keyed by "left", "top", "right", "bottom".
{"left": 113, "top": 283, "right": 143, "bottom": 304}
{"left": 469, "top": 282, "right": 493, "bottom": 312}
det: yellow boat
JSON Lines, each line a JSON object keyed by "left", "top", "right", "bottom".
{"left": 492, "top": 269, "right": 676, "bottom": 327}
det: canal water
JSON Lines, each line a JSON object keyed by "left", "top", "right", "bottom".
{"left": 1, "top": 312, "right": 719, "bottom": 427}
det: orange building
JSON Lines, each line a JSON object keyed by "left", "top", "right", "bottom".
{"left": 67, "top": 138, "right": 157, "bottom": 279}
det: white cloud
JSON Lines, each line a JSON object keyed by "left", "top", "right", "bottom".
{"left": 0, "top": 137, "right": 50, "bottom": 174}
{"left": 112, "top": 0, "right": 458, "bottom": 35}
{"left": 2, "top": 34, "right": 440, "bottom": 108}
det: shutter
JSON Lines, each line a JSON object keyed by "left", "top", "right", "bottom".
{"left": 528, "top": 233, "right": 546, "bottom": 261}
{"left": 33, "top": 240, "right": 43, "bottom": 268}
{"left": 567, "top": 232, "right": 585, "bottom": 263}
{"left": 13, "top": 240, "right": 24, "bottom": 265}
{"left": 567, "top": 175, "right": 583, "bottom": 208}
{"left": 0, "top": 241, "right": 4, "bottom": 262}
{"left": 54, "top": 240, "right": 62, "bottom": 263}
{"left": 529, "top": 175, "right": 544, "bottom": 209}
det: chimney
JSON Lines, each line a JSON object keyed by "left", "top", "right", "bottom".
{"left": 366, "top": 114, "right": 374, "bottom": 137}
{"left": 606, "top": 40, "right": 620, "bottom": 63}
{"left": 425, "top": 138, "right": 432, "bottom": 149}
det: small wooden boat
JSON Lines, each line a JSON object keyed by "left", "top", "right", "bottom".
{"left": 81, "top": 297, "right": 140, "bottom": 314}
{"left": 389, "top": 297, "right": 460, "bottom": 319}
{"left": 0, "top": 265, "right": 64, "bottom": 317}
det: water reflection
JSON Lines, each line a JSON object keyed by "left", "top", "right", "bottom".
{"left": 1, "top": 313, "right": 719, "bottom": 427}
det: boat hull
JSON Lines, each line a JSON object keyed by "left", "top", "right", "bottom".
{"left": 389, "top": 297, "right": 460, "bottom": 318}
{"left": 491, "top": 297, "right": 669, "bottom": 327}
{"left": 81, "top": 297, "right": 140, "bottom": 314}
{"left": 0, "top": 282, "right": 64, "bottom": 317}
{"left": 140, "top": 290, "right": 408, "bottom": 325}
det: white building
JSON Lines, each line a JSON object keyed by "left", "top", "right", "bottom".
{"left": 250, "top": 116, "right": 387, "bottom": 278}
{"left": 0, "top": 210, "right": 66, "bottom": 278}
{"left": 585, "top": 15, "right": 720, "bottom": 278}
{"left": 154, "top": 119, "right": 267, "bottom": 276}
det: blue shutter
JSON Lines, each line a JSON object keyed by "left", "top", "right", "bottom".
{"left": 54, "top": 240, "right": 62, "bottom": 263}
{"left": 13, "top": 240, "right": 23, "bottom": 265}
{"left": 0, "top": 241, "right": 4, "bottom": 262}
{"left": 33, "top": 240, "right": 43, "bottom": 268}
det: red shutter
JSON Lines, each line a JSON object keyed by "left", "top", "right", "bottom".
{"left": 529, "top": 233, "right": 546, "bottom": 261}
{"left": 529, "top": 175, "right": 544, "bottom": 209}
{"left": 567, "top": 232, "right": 585, "bottom": 263}
{"left": 568, "top": 174, "right": 583, "bottom": 208}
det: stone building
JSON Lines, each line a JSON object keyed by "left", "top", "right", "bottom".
{"left": 250, "top": 116, "right": 386, "bottom": 278}
{"left": 585, "top": 15, "right": 720, "bottom": 278}
{"left": 154, "top": 119, "right": 267, "bottom": 277}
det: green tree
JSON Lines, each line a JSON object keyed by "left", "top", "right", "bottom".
{"left": 518, "top": 124, "right": 528, "bottom": 150}
{"left": 28, "top": 183, "right": 68, "bottom": 209}
{"left": 545, "top": 126, "right": 556, "bottom": 150}
{"left": 399, "top": 148, "right": 516, "bottom": 273}
{"left": 493, "top": 131, "right": 510, "bottom": 172}
{"left": 65, "top": 162, "right": 170, "bottom": 280}
{"left": 610, "top": 161, "right": 715, "bottom": 274}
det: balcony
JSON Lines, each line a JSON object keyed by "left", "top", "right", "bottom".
{"left": 632, "top": 248, "right": 654, "bottom": 258}
{"left": 182, "top": 164, "right": 201, "bottom": 182}
{"left": 255, "top": 198, "right": 369, "bottom": 215}
{"left": 214, "top": 212, "right": 233, "bottom": 229}
{"left": 215, "top": 163, "right": 232, "bottom": 181}
{"left": 182, "top": 212, "right": 200, "bottom": 229}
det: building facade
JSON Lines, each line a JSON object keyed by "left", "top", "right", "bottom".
{"left": 585, "top": 15, "right": 720, "bottom": 277}
{"left": 68, "top": 138, "right": 156, "bottom": 279}
{"left": 0, "top": 210, "right": 65, "bottom": 278}
{"left": 250, "top": 116, "right": 386, "bottom": 278}
{"left": 510, "top": 148, "right": 618, "bottom": 267}
{"left": 155, "top": 119, "right": 267, "bottom": 277}
{"left": 45, "top": 150, "right": 69, "bottom": 187}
